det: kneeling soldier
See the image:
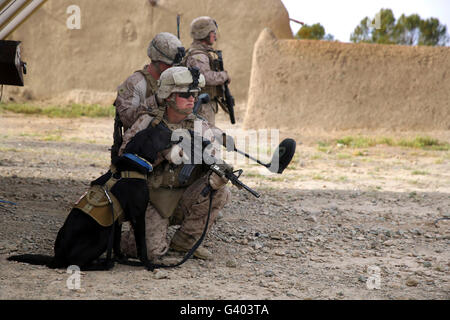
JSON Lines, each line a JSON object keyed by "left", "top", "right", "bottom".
{"left": 120, "top": 66, "right": 231, "bottom": 261}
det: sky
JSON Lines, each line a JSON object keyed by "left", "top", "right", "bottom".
{"left": 281, "top": 0, "right": 450, "bottom": 42}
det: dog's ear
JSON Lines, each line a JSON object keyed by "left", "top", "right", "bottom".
{"left": 149, "top": 127, "right": 173, "bottom": 151}
{"left": 125, "top": 126, "right": 174, "bottom": 163}
{"left": 123, "top": 131, "right": 143, "bottom": 155}
{"left": 140, "top": 128, "right": 172, "bottom": 163}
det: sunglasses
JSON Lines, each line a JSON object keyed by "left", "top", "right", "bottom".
{"left": 178, "top": 92, "right": 198, "bottom": 99}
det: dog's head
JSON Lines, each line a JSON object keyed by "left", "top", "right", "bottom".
{"left": 123, "top": 125, "right": 173, "bottom": 164}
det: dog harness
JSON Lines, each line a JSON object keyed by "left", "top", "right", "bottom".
{"left": 74, "top": 154, "right": 152, "bottom": 227}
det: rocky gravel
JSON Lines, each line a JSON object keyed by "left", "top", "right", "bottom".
{"left": 0, "top": 113, "right": 449, "bottom": 300}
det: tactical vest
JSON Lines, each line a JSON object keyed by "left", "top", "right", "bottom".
{"left": 73, "top": 170, "right": 147, "bottom": 227}
{"left": 112, "top": 66, "right": 159, "bottom": 162}
{"left": 146, "top": 114, "right": 208, "bottom": 218}
{"left": 135, "top": 65, "right": 159, "bottom": 99}
{"left": 183, "top": 48, "right": 223, "bottom": 105}
{"left": 148, "top": 163, "right": 206, "bottom": 218}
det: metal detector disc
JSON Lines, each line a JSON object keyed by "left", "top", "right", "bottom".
{"left": 268, "top": 138, "right": 296, "bottom": 174}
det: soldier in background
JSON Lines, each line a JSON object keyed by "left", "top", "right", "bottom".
{"left": 183, "top": 16, "right": 231, "bottom": 125}
{"left": 112, "top": 32, "right": 185, "bottom": 158}
{"left": 120, "top": 66, "right": 231, "bottom": 261}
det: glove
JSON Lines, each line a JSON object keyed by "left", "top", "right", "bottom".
{"left": 161, "top": 144, "right": 185, "bottom": 165}
{"left": 208, "top": 172, "right": 229, "bottom": 190}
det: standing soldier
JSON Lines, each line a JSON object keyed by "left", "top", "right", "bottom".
{"left": 111, "top": 32, "right": 186, "bottom": 160}
{"left": 183, "top": 16, "right": 231, "bottom": 125}
{"left": 120, "top": 66, "right": 231, "bottom": 261}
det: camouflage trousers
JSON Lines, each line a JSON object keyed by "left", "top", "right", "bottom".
{"left": 197, "top": 101, "right": 218, "bottom": 126}
{"left": 120, "top": 175, "right": 231, "bottom": 260}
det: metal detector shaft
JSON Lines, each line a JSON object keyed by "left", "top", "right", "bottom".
{"left": 222, "top": 134, "right": 297, "bottom": 174}
{"left": 221, "top": 133, "right": 271, "bottom": 168}
{"left": 233, "top": 147, "right": 269, "bottom": 168}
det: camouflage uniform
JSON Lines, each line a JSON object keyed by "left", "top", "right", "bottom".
{"left": 115, "top": 66, "right": 158, "bottom": 131}
{"left": 115, "top": 67, "right": 158, "bottom": 155}
{"left": 120, "top": 162, "right": 231, "bottom": 260}
{"left": 184, "top": 16, "right": 230, "bottom": 125}
{"left": 113, "top": 32, "right": 184, "bottom": 155}
{"left": 120, "top": 67, "right": 231, "bottom": 261}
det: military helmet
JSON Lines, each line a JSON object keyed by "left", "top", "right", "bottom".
{"left": 190, "top": 16, "right": 218, "bottom": 40}
{"left": 147, "top": 32, "right": 185, "bottom": 65}
{"left": 157, "top": 66, "right": 205, "bottom": 99}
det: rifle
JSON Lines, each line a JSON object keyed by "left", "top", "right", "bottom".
{"left": 202, "top": 163, "right": 260, "bottom": 198}
{"left": 162, "top": 126, "right": 259, "bottom": 198}
{"left": 215, "top": 50, "right": 236, "bottom": 124}
{"left": 110, "top": 108, "right": 124, "bottom": 163}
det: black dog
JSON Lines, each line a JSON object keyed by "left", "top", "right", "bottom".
{"left": 8, "top": 125, "right": 172, "bottom": 271}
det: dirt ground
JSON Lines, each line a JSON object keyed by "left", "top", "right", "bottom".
{"left": 0, "top": 112, "right": 449, "bottom": 300}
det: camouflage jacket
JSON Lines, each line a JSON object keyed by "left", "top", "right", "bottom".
{"left": 144, "top": 112, "right": 219, "bottom": 190}
{"left": 115, "top": 65, "right": 159, "bottom": 155}
{"left": 184, "top": 41, "right": 229, "bottom": 87}
{"left": 115, "top": 65, "right": 158, "bottom": 131}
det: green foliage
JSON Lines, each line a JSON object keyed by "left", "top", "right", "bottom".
{"left": 350, "top": 8, "right": 449, "bottom": 46}
{"left": 393, "top": 13, "right": 421, "bottom": 45}
{"left": 397, "top": 136, "right": 449, "bottom": 150}
{"left": 334, "top": 135, "right": 449, "bottom": 151}
{"left": 0, "top": 103, "right": 115, "bottom": 118}
{"left": 337, "top": 136, "right": 378, "bottom": 148}
{"left": 419, "top": 17, "right": 449, "bottom": 45}
{"left": 411, "top": 170, "right": 429, "bottom": 175}
{"left": 296, "top": 23, "right": 334, "bottom": 41}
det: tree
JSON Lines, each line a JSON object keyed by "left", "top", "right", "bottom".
{"left": 419, "top": 17, "right": 449, "bottom": 46}
{"left": 393, "top": 14, "right": 421, "bottom": 45}
{"left": 350, "top": 17, "right": 371, "bottom": 43}
{"left": 296, "top": 23, "right": 334, "bottom": 41}
{"left": 350, "top": 8, "right": 396, "bottom": 44}
{"left": 372, "top": 8, "right": 397, "bottom": 44}
{"left": 350, "top": 8, "right": 449, "bottom": 46}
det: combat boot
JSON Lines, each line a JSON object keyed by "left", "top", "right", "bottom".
{"left": 170, "top": 230, "right": 212, "bottom": 260}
